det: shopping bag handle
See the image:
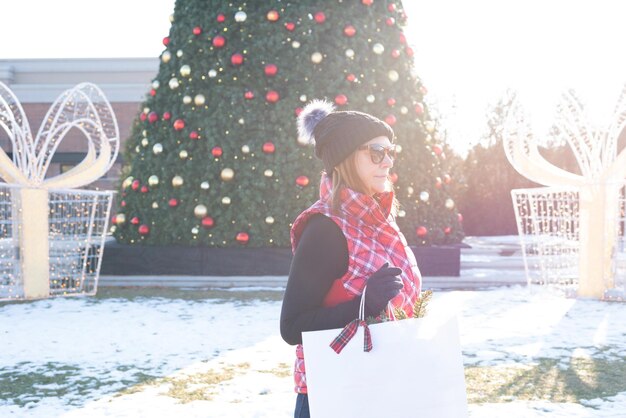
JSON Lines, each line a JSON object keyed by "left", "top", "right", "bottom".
{"left": 330, "top": 286, "right": 373, "bottom": 354}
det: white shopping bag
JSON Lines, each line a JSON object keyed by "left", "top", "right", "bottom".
{"left": 302, "top": 297, "right": 468, "bottom": 418}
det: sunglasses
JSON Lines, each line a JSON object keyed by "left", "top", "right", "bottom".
{"left": 357, "top": 144, "right": 397, "bottom": 164}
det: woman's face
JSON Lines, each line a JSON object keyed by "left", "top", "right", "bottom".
{"left": 355, "top": 136, "right": 394, "bottom": 195}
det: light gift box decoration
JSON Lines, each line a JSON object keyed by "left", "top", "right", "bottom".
{"left": 0, "top": 82, "right": 119, "bottom": 300}
{"left": 504, "top": 87, "right": 626, "bottom": 300}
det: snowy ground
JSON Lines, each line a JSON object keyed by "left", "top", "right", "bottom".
{"left": 1, "top": 283, "right": 625, "bottom": 418}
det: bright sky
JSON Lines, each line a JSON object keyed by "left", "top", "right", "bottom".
{"left": 2, "top": 0, "right": 625, "bottom": 155}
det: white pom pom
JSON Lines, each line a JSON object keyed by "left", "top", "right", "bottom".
{"left": 297, "top": 99, "right": 335, "bottom": 144}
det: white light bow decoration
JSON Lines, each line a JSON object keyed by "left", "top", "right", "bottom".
{"left": 0, "top": 82, "right": 119, "bottom": 299}
{"left": 504, "top": 86, "right": 626, "bottom": 298}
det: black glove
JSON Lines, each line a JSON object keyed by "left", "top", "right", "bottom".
{"left": 364, "top": 262, "right": 403, "bottom": 317}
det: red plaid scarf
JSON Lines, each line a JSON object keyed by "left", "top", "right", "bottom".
{"left": 290, "top": 174, "right": 422, "bottom": 393}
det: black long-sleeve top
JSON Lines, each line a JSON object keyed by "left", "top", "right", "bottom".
{"left": 280, "top": 214, "right": 362, "bottom": 345}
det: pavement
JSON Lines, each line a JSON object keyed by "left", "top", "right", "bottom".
{"left": 99, "top": 236, "right": 529, "bottom": 290}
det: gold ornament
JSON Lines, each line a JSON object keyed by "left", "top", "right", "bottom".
{"left": 264, "top": 169, "right": 273, "bottom": 177}
{"left": 222, "top": 196, "right": 231, "bottom": 205}
{"left": 153, "top": 143, "right": 163, "bottom": 155}
{"left": 148, "top": 175, "right": 159, "bottom": 186}
{"left": 265, "top": 216, "right": 275, "bottom": 225}
{"left": 134, "top": 145, "right": 140, "bottom": 153}
{"left": 388, "top": 70, "right": 399, "bottom": 82}
{"left": 220, "top": 168, "right": 235, "bottom": 181}
{"left": 194, "top": 94, "right": 206, "bottom": 106}
{"left": 168, "top": 78, "right": 180, "bottom": 89}
{"left": 180, "top": 65, "right": 191, "bottom": 77}
{"left": 122, "top": 176, "right": 134, "bottom": 189}
{"left": 200, "top": 181, "right": 210, "bottom": 190}
{"left": 445, "top": 198, "right": 455, "bottom": 209}
{"left": 172, "top": 175, "right": 184, "bottom": 187}
{"left": 194, "top": 204, "right": 208, "bottom": 218}
{"left": 161, "top": 51, "right": 171, "bottom": 63}
{"left": 179, "top": 150, "right": 188, "bottom": 159}
{"left": 183, "top": 95, "right": 192, "bottom": 105}
{"left": 311, "top": 52, "right": 323, "bottom": 64}
{"left": 115, "top": 213, "right": 126, "bottom": 225}
{"left": 372, "top": 43, "right": 385, "bottom": 54}
{"left": 407, "top": 186, "right": 414, "bottom": 196}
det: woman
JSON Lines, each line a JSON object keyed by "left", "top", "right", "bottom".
{"left": 280, "top": 100, "right": 422, "bottom": 418}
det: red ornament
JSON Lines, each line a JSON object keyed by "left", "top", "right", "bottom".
{"left": 131, "top": 180, "right": 140, "bottom": 191}
{"left": 148, "top": 112, "right": 159, "bottom": 124}
{"left": 415, "top": 103, "right": 424, "bottom": 115}
{"left": 201, "top": 216, "right": 214, "bottom": 228}
{"left": 387, "top": 98, "right": 396, "bottom": 106}
{"left": 244, "top": 90, "right": 255, "bottom": 100}
{"left": 267, "top": 10, "right": 280, "bottom": 21}
{"left": 211, "top": 146, "right": 223, "bottom": 157}
{"left": 264, "top": 64, "right": 278, "bottom": 77}
{"left": 295, "top": 107, "right": 303, "bottom": 116}
{"left": 162, "top": 37, "right": 170, "bottom": 46}
{"left": 389, "top": 172, "right": 399, "bottom": 183}
{"left": 192, "top": 26, "right": 202, "bottom": 36}
{"left": 432, "top": 145, "right": 443, "bottom": 155}
{"left": 362, "top": 0, "right": 373, "bottom": 5}
{"left": 231, "top": 53, "right": 244, "bottom": 66}
{"left": 420, "top": 85, "right": 428, "bottom": 95}
{"left": 139, "top": 113, "right": 147, "bottom": 122}
{"left": 334, "top": 94, "right": 348, "bottom": 106}
{"left": 296, "top": 175, "right": 310, "bottom": 187}
{"left": 435, "top": 177, "right": 442, "bottom": 188}
{"left": 314, "top": 11, "right": 326, "bottom": 23}
{"left": 266, "top": 90, "right": 280, "bottom": 103}
{"left": 163, "top": 111, "right": 172, "bottom": 120}
{"left": 216, "top": 13, "right": 226, "bottom": 23}
{"left": 388, "top": 3, "right": 397, "bottom": 12}
{"left": 416, "top": 226, "right": 428, "bottom": 238}
{"left": 343, "top": 25, "right": 356, "bottom": 37}
{"left": 405, "top": 46, "right": 414, "bottom": 57}
{"left": 385, "top": 114, "right": 397, "bottom": 125}
{"left": 140, "top": 185, "right": 149, "bottom": 193}
{"left": 138, "top": 224, "right": 150, "bottom": 235}
{"left": 189, "top": 131, "right": 199, "bottom": 140}
{"left": 236, "top": 232, "right": 250, "bottom": 244}
{"left": 444, "top": 174, "right": 452, "bottom": 184}
{"left": 285, "top": 22, "right": 295, "bottom": 31}
{"left": 346, "top": 73, "right": 356, "bottom": 82}
{"left": 212, "top": 35, "right": 226, "bottom": 48}
{"left": 150, "top": 89, "right": 157, "bottom": 97}
{"left": 173, "top": 119, "right": 185, "bottom": 131}
{"left": 458, "top": 213, "right": 464, "bottom": 223}
{"left": 168, "top": 198, "right": 179, "bottom": 208}
{"left": 120, "top": 200, "right": 126, "bottom": 207}
{"left": 399, "top": 33, "right": 407, "bottom": 44}
{"left": 391, "top": 49, "right": 401, "bottom": 58}
{"left": 262, "top": 142, "right": 276, "bottom": 154}
{"left": 386, "top": 17, "right": 396, "bottom": 26}
{"left": 130, "top": 216, "right": 140, "bottom": 225}
{"left": 444, "top": 227, "right": 452, "bottom": 235}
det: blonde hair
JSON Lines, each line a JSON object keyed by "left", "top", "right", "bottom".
{"left": 329, "top": 152, "right": 399, "bottom": 216}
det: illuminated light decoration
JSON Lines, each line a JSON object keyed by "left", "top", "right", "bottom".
{"left": 168, "top": 198, "right": 179, "bottom": 207}
{"left": 267, "top": 10, "right": 279, "bottom": 21}
{"left": 285, "top": 22, "right": 295, "bottom": 31}
{"left": 314, "top": 11, "right": 326, "bottom": 23}
{"left": 244, "top": 90, "right": 255, "bottom": 100}
{"left": 192, "top": 26, "right": 202, "bottom": 36}
{"left": 343, "top": 25, "right": 356, "bottom": 37}
{"left": 212, "top": 35, "right": 226, "bottom": 48}
{"left": 266, "top": 90, "right": 280, "bottom": 103}
{"left": 263, "top": 142, "right": 276, "bottom": 154}
{"left": 216, "top": 13, "right": 225, "bottom": 23}
{"left": 212, "top": 147, "right": 223, "bottom": 157}
{"left": 189, "top": 131, "right": 199, "bottom": 140}
{"left": 173, "top": 119, "right": 185, "bottom": 130}
{"left": 335, "top": 94, "right": 348, "bottom": 106}
{"left": 236, "top": 232, "right": 250, "bottom": 244}
{"left": 138, "top": 224, "right": 150, "bottom": 235}
{"left": 296, "top": 175, "right": 310, "bottom": 187}
{"left": 385, "top": 114, "right": 397, "bottom": 126}
{"left": 264, "top": 64, "right": 278, "bottom": 77}
{"left": 162, "top": 37, "right": 170, "bottom": 46}
{"left": 202, "top": 216, "right": 214, "bottom": 228}
{"left": 416, "top": 226, "right": 428, "bottom": 238}
{"left": 231, "top": 53, "right": 244, "bottom": 66}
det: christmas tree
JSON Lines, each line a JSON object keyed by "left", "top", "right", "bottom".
{"left": 113, "top": 0, "right": 463, "bottom": 248}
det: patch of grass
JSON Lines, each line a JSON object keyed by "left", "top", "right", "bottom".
{"left": 258, "top": 362, "right": 292, "bottom": 378}
{"left": 465, "top": 357, "right": 626, "bottom": 404}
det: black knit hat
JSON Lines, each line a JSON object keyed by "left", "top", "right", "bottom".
{"left": 297, "top": 100, "right": 395, "bottom": 173}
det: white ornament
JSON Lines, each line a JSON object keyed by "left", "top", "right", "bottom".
{"left": 176, "top": 49, "right": 183, "bottom": 58}
{"left": 194, "top": 94, "right": 206, "bottom": 106}
{"left": 373, "top": 43, "right": 385, "bottom": 54}
{"left": 419, "top": 191, "right": 430, "bottom": 202}
{"left": 300, "top": 95, "right": 307, "bottom": 102}
{"left": 161, "top": 51, "right": 171, "bottom": 63}
{"left": 168, "top": 78, "right": 180, "bottom": 90}
{"left": 208, "top": 69, "right": 218, "bottom": 78}
{"left": 292, "top": 41, "right": 301, "bottom": 48}
{"left": 200, "top": 181, "right": 210, "bottom": 190}
{"left": 366, "top": 95, "right": 375, "bottom": 103}
{"left": 311, "top": 52, "right": 323, "bottom": 64}
{"left": 345, "top": 49, "right": 355, "bottom": 58}
{"left": 183, "top": 95, "right": 192, "bottom": 105}
{"left": 388, "top": 70, "right": 399, "bottom": 82}
{"left": 222, "top": 196, "right": 231, "bottom": 205}
{"left": 264, "top": 169, "right": 273, "bottom": 177}
{"left": 153, "top": 143, "right": 163, "bottom": 155}
{"left": 180, "top": 65, "right": 191, "bottom": 77}
{"left": 445, "top": 198, "right": 455, "bottom": 209}
{"left": 151, "top": 80, "right": 160, "bottom": 89}
{"left": 235, "top": 11, "right": 247, "bottom": 22}
{"left": 242, "top": 145, "right": 250, "bottom": 154}
{"left": 265, "top": 216, "right": 275, "bottom": 224}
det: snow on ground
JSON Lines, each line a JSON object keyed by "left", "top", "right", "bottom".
{"left": 1, "top": 286, "right": 625, "bottom": 417}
